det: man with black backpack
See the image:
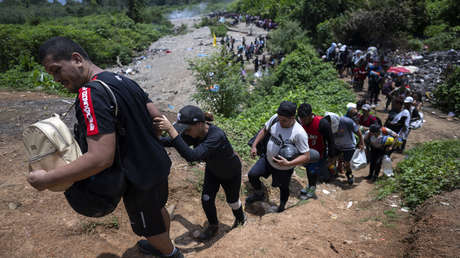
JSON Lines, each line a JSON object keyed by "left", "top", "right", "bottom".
{"left": 27, "top": 37, "right": 182, "bottom": 257}
{"left": 245, "top": 101, "right": 311, "bottom": 212}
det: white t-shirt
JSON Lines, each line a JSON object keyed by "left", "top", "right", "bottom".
{"left": 265, "top": 114, "right": 309, "bottom": 170}
{"left": 391, "top": 109, "right": 411, "bottom": 139}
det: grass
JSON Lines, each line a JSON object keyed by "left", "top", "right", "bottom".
{"left": 81, "top": 215, "right": 120, "bottom": 234}
{"left": 190, "top": 166, "right": 205, "bottom": 193}
{"left": 294, "top": 166, "right": 306, "bottom": 179}
{"left": 376, "top": 140, "right": 460, "bottom": 209}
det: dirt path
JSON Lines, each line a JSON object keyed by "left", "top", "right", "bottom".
{"left": 1, "top": 87, "right": 459, "bottom": 257}
{"left": 108, "top": 18, "right": 267, "bottom": 112}
{"left": 1, "top": 19, "right": 459, "bottom": 257}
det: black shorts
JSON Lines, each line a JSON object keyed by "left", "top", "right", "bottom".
{"left": 123, "top": 179, "right": 168, "bottom": 237}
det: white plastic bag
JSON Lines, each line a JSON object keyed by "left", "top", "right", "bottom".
{"left": 351, "top": 149, "right": 367, "bottom": 170}
{"left": 382, "top": 155, "right": 394, "bottom": 177}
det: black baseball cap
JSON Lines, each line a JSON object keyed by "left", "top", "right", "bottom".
{"left": 174, "top": 105, "right": 205, "bottom": 133}
{"left": 277, "top": 101, "right": 297, "bottom": 117}
{"left": 369, "top": 123, "right": 381, "bottom": 133}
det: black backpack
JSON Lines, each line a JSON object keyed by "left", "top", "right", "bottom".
{"left": 247, "top": 117, "right": 279, "bottom": 157}
{"left": 66, "top": 80, "right": 127, "bottom": 218}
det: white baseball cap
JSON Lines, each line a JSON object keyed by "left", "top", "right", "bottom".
{"left": 404, "top": 96, "right": 414, "bottom": 103}
{"left": 361, "top": 104, "right": 371, "bottom": 111}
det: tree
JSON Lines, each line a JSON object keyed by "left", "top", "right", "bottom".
{"left": 293, "top": 0, "right": 358, "bottom": 33}
{"left": 127, "top": 0, "right": 144, "bottom": 23}
{"left": 189, "top": 48, "right": 249, "bottom": 117}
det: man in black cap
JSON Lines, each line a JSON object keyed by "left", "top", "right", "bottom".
{"left": 246, "top": 101, "right": 311, "bottom": 212}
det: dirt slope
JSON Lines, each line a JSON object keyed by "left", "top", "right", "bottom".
{"left": 1, "top": 17, "right": 459, "bottom": 258}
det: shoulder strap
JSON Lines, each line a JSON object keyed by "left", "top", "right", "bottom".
{"left": 266, "top": 116, "right": 279, "bottom": 135}
{"left": 91, "top": 79, "right": 118, "bottom": 117}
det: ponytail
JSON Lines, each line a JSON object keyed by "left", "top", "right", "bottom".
{"left": 204, "top": 112, "right": 214, "bottom": 122}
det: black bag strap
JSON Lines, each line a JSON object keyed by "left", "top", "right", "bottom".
{"left": 266, "top": 116, "right": 279, "bottom": 136}
{"left": 91, "top": 79, "right": 118, "bottom": 117}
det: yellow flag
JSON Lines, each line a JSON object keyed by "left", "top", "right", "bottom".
{"left": 213, "top": 33, "right": 217, "bottom": 47}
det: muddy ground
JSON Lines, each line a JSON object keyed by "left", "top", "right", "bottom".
{"left": 1, "top": 18, "right": 459, "bottom": 258}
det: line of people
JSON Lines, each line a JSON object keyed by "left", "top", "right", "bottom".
{"left": 26, "top": 36, "right": 424, "bottom": 258}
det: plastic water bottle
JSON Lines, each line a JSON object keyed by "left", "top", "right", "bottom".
{"left": 382, "top": 155, "right": 394, "bottom": 177}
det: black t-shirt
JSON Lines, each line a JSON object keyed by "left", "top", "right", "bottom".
{"left": 74, "top": 71, "right": 171, "bottom": 190}
{"left": 163, "top": 124, "right": 241, "bottom": 180}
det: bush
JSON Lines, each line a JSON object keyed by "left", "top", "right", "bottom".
{"left": 424, "top": 24, "right": 449, "bottom": 37}
{"left": 267, "top": 20, "right": 308, "bottom": 56}
{"left": 406, "top": 38, "right": 424, "bottom": 51}
{"left": 189, "top": 48, "right": 249, "bottom": 117}
{"left": 424, "top": 28, "right": 460, "bottom": 51}
{"left": 377, "top": 140, "right": 460, "bottom": 208}
{"left": 331, "top": 5, "right": 411, "bottom": 48}
{"left": 0, "top": 58, "right": 67, "bottom": 96}
{"left": 196, "top": 16, "right": 219, "bottom": 28}
{"left": 434, "top": 65, "right": 460, "bottom": 114}
{"left": 209, "top": 24, "right": 228, "bottom": 37}
{"left": 315, "top": 19, "right": 338, "bottom": 51}
{"left": 0, "top": 13, "right": 171, "bottom": 72}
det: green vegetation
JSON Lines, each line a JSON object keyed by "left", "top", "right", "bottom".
{"left": 195, "top": 16, "right": 229, "bottom": 37}
{"left": 377, "top": 140, "right": 460, "bottom": 208}
{"left": 209, "top": 24, "right": 228, "bottom": 37}
{"left": 267, "top": 20, "right": 307, "bottom": 56}
{"left": 81, "top": 215, "right": 120, "bottom": 234}
{"left": 0, "top": 12, "right": 171, "bottom": 94}
{"left": 189, "top": 48, "right": 248, "bottom": 117}
{"left": 434, "top": 65, "right": 460, "bottom": 114}
{"left": 1, "top": 13, "right": 170, "bottom": 72}
{"left": 231, "top": 0, "right": 459, "bottom": 50}
{"left": 210, "top": 42, "right": 354, "bottom": 157}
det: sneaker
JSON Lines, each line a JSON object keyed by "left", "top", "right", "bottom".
{"left": 137, "top": 240, "right": 163, "bottom": 256}
{"left": 196, "top": 224, "right": 218, "bottom": 241}
{"left": 277, "top": 203, "right": 286, "bottom": 213}
{"left": 138, "top": 243, "right": 185, "bottom": 258}
{"left": 300, "top": 186, "right": 316, "bottom": 200}
{"left": 300, "top": 186, "right": 309, "bottom": 196}
{"left": 364, "top": 175, "right": 372, "bottom": 180}
{"left": 371, "top": 176, "right": 378, "bottom": 182}
{"left": 162, "top": 248, "right": 184, "bottom": 258}
{"left": 346, "top": 174, "right": 354, "bottom": 185}
{"left": 231, "top": 213, "right": 247, "bottom": 229}
{"left": 245, "top": 192, "right": 264, "bottom": 204}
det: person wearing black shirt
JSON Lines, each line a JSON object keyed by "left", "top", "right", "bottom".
{"left": 155, "top": 105, "right": 246, "bottom": 241}
{"left": 28, "top": 37, "right": 182, "bottom": 258}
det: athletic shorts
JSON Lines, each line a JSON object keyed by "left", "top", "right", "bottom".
{"left": 123, "top": 179, "right": 168, "bottom": 237}
{"left": 305, "top": 158, "right": 326, "bottom": 175}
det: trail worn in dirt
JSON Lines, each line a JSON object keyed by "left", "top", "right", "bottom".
{"left": 108, "top": 18, "right": 267, "bottom": 112}
{"left": 2, "top": 89, "right": 459, "bottom": 257}
{"left": 1, "top": 18, "right": 459, "bottom": 258}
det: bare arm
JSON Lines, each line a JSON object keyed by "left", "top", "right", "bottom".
{"left": 27, "top": 133, "right": 116, "bottom": 190}
{"left": 356, "top": 129, "right": 364, "bottom": 149}
{"left": 146, "top": 102, "right": 163, "bottom": 137}
{"left": 250, "top": 127, "right": 268, "bottom": 158}
{"left": 272, "top": 151, "right": 310, "bottom": 167}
